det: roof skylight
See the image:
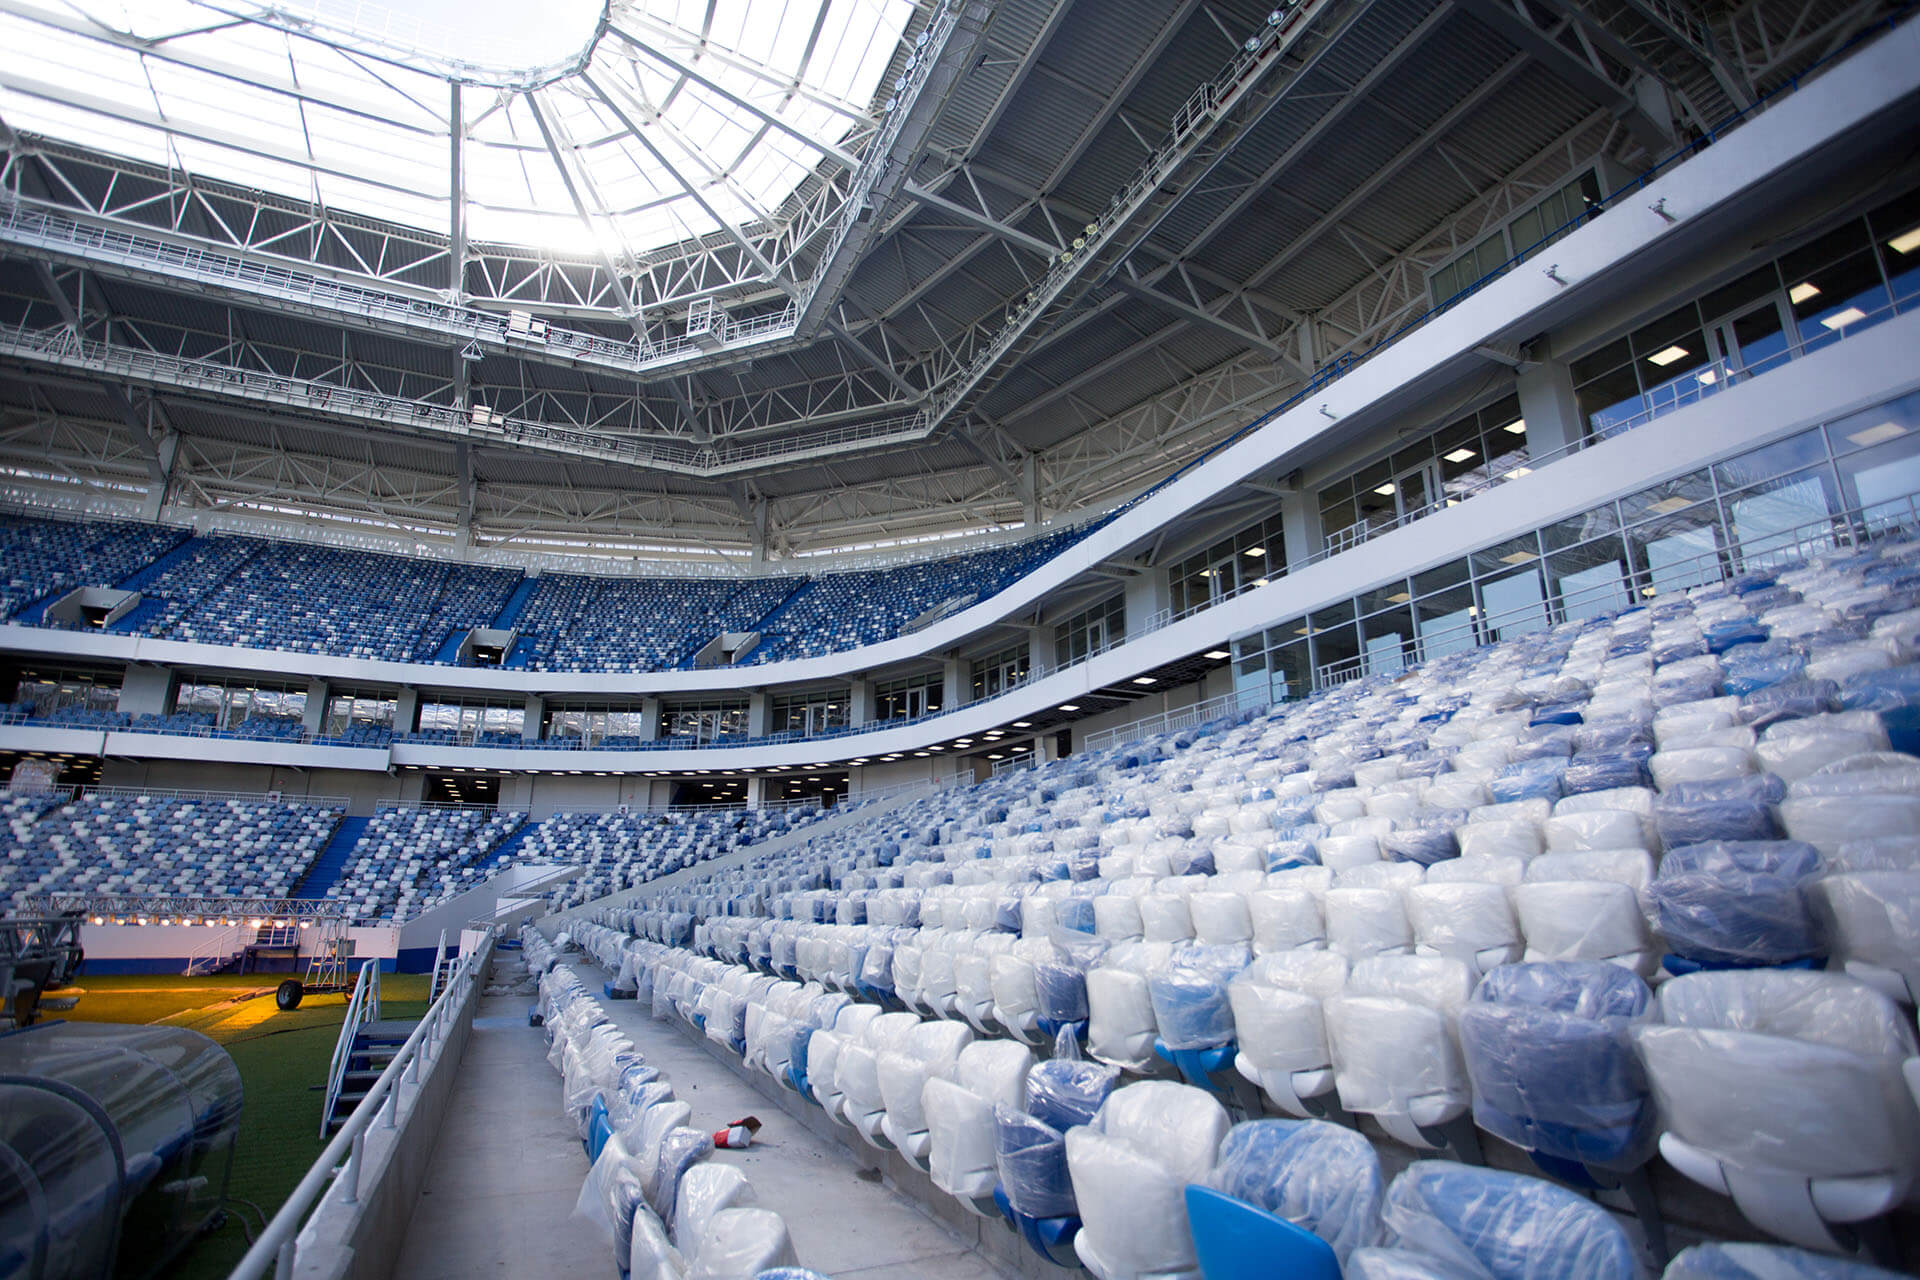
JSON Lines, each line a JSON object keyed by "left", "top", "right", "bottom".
{"left": 0, "top": 0, "right": 914, "bottom": 257}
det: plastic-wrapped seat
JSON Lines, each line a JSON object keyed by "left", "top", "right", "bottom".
{"left": 834, "top": 1011, "right": 920, "bottom": 1142}
{"left": 1229, "top": 951, "right": 1349, "bottom": 1119}
{"left": 1660, "top": 1242, "right": 1912, "bottom": 1279}
{"left": 1780, "top": 753, "right": 1920, "bottom": 855}
{"left": 1806, "top": 870, "right": 1920, "bottom": 1004}
{"left": 1649, "top": 840, "right": 1824, "bottom": 973}
{"left": 1324, "top": 956, "right": 1479, "bottom": 1154}
{"left": 993, "top": 1040, "right": 1122, "bottom": 1268}
{"left": 1188, "top": 1119, "right": 1384, "bottom": 1280}
{"left": 1459, "top": 960, "right": 1663, "bottom": 1251}
{"left": 1354, "top": 1162, "right": 1638, "bottom": 1280}
{"left": 1087, "top": 952, "right": 1167, "bottom": 1073}
{"left": 1633, "top": 970, "right": 1920, "bottom": 1252}
{"left": 926, "top": 1039, "right": 1034, "bottom": 1209}
{"left": 1405, "top": 881, "right": 1521, "bottom": 975}
{"left": 1325, "top": 887, "right": 1412, "bottom": 961}
{"left": 1652, "top": 775, "right": 1785, "bottom": 847}
{"left": 1065, "top": 1081, "right": 1230, "bottom": 1280}
{"left": 878, "top": 1019, "right": 974, "bottom": 1161}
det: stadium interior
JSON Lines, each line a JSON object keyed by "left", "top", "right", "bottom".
{"left": 2, "top": 0, "right": 1920, "bottom": 1277}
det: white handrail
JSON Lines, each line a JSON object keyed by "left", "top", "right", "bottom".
{"left": 319, "top": 958, "right": 381, "bottom": 1140}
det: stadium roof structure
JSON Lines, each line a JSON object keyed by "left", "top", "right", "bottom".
{"left": 0, "top": 0, "right": 1893, "bottom": 562}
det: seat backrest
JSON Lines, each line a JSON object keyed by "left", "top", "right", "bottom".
{"left": 1207, "top": 1119, "right": 1382, "bottom": 1266}
{"left": 1092, "top": 1080, "right": 1229, "bottom": 1185}
{"left": 1660, "top": 1241, "right": 1911, "bottom": 1279}
{"left": 954, "top": 1039, "right": 1034, "bottom": 1112}
{"left": 1377, "top": 1162, "right": 1638, "bottom": 1280}
{"left": 1652, "top": 970, "right": 1918, "bottom": 1060}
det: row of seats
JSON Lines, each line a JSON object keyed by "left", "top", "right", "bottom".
{"left": 746, "top": 524, "right": 1096, "bottom": 665}
{"left": 532, "top": 961, "right": 822, "bottom": 1280}
{"left": 518, "top": 807, "right": 829, "bottom": 911}
{"left": 0, "top": 794, "right": 342, "bottom": 903}
{"left": 325, "top": 808, "right": 526, "bottom": 924}
{"left": 570, "top": 924, "right": 1905, "bottom": 1280}
{"left": 0, "top": 510, "right": 1108, "bottom": 672}
{"left": 551, "top": 535, "right": 1920, "bottom": 1267}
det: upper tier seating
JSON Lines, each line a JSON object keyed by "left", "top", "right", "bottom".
{"left": 327, "top": 807, "right": 525, "bottom": 924}
{"left": 562, "top": 528, "right": 1920, "bottom": 1267}
{"left": 746, "top": 524, "right": 1092, "bottom": 665}
{"left": 0, "top": 794, "right": 341, "bottom": 905}
{"left": 4, "top": 511, "right": 1108, "bottom": 671}
{"left": 0, "top": 513, "right": 183, "bottom": 622}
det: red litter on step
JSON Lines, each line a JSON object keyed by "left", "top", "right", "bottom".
{"left": 713, "top": 1115, "right": 762, "bottom": 1149}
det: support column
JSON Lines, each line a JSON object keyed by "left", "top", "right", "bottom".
{"left": 117, "top": 663, "right": 174, "bottom": 717}
{"left": 1279, "top": 488, "right": 1318, "bottom": 573}
{"left": 1124, "top": 569, "right": 1173, "bottom": 639}
{"left": 849, "top": 676, "right": 872, "bottom": 728}
{"left": 746, "top": 776, "right": 768, "bottom": 808}
{"left": 640, "top": 696, "right": 662, "bottom": 741}
{"left": 522, "top": 695, "right": 543, "bottom": 742}
{"left": 395, "top": 688, "right": 421, "bottom": 736}
{"left": 1515, "top": 358, "right": 1581, "bottom": 458}
{"left": 748, "top": 690, "right": 771, "bottom": 737}
{"left": 303, "top": 677, "right": 329, "bottom": 738}
{"left": 942, "top": 656, "right": 965, "bottom": 709}
{"left": 1026, "top": 624, "right": 1057, "bottom": 673}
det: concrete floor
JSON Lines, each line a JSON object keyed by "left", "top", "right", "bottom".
{"left": 393, "top": 972, "right": 1013, "bottom": 1280}
{"left": 593, "top": 984, "right": 1017, "bottom": 1279}
{"left": 391, "top": 998, "right": 607, "bottom": 1280}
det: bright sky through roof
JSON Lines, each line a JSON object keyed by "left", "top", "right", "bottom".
{"left": 0, "top": 0, "right": 915, "bottom": 257}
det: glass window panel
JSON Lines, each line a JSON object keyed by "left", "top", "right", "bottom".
{"left": 1725, "top": 469, "right": 1839, "bottom": 565}
{"left": 1870, "top": 188, "right": 1920, "bottom": 303}
{"left": 1713, "top": 429, "right": 1827, "bottom": 490}
{"left": 1549, "top": 536, "right": 1632, "bottom": 620}
{"left": 1779, "top": 219, "right": 1874, "bottom": 285}
{"left": 1358, "top": 581, "right": 1414, "bottom": 616}
{"left": 1362, "top": 606, "right": 1415, "bottom": 675}
{"left": 1270, "top": 641, "right": 1314, "bottom": 703}
{"left": 1789, "top": 249, "right": 1892, "bottom": 353}
{"left": 1478, "top": 568, "right": 1550, "bottom": 640}
{"left": 1470, "top": 533, "right": 1543, "bottom": 581}
{"left": 1827, "top": 388, "right": 1920, "bottom": 457}
{"left": 1837, "top": 430, "right": 1920, "bottom": 527}
{"left": 1413, "top": 558, "right": 1470, "bottom": 596}
{"left": 1570, "top": 338, "right": 1632, "bottom": 386}
{"left": 1577, "top": 361, "right": 1647, "bottom": 439}
{"left": 1701, "top": 264, "right": 1782, "bottom": 320}
{"left": 1621, "top": 471, "right": 1717, "bottom": 527}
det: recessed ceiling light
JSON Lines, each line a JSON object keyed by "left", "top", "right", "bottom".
{"left": 1387, "top": 591, "right": 1411, "bottom": 604}
{"left": 1648, "top": 496, "right": 1693, "bottom": 514}
{"left": 1294, "top": 626, "right": 1312, "bottom": 636}
{"left": 1499, "top": 550, "right": 1538, "bottom": 565}
{"left": 1057, "top": 704, "right": 1079, "bottom": 712}
{"left": 988, "top": 753, "right": 1003, "bottom": 760}
{"left": 1504, "top": 466, "right": 1532, "bottom": 479}
{"left": 1646, "top": 344, "right": 1690, "bottom": 366}
{"left": 1013, "top": 721, "right": 1031, "bottom": 728}
{"left": 1198, "top": 568, "right": 1214, "bottom": 577}
{"left": 1789, "top": 281, "right": 1821, "bottom": 304}
{"left": 1641, "top": 585, "right": 1659, "bottom": 597}
{"left": 1820, "top": 306, "right": 1867, "bottom": 330}
{"left": 1889, "top": 227, "right": 1920, "bottom": 255}
{"left": 1132, "top": 676, "right": 1157, "bottom": 685}
{"left": 1847, "top": 422, "right": 1908, "bottom": 447}
{"left": 1203, "top": 650, "right": 1230, "bottom": 660}
{"left": 1373, "top": 483, "right": 1397, "bottom": 496}
{"left": 1243, "top": 547, "right": 1266, "bottom": 558}
{"left": 1443, "top": 447, "right": 1476, "bottom": 463}
{"left": 913, "top": 751, "right": 929, "bottom": 757}
{"left": 1697, "top": 369, "right": 1718, "bottom": 385}
{"left": 1503, "top": 420, "right": 1526, "bottom": 435}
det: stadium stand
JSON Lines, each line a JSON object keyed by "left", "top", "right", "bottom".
{"left": 0, "top": 513, "right": 184, "bottom": 623}
{"left": 518, "top": 805, "right": 832, "bottom": 910}
{"left": 555, "top": 531, "right": 1920, "bottom": 1270}
{"left": 323, "top": 806, "right": 527, "bottom": 924}
{"left": 0, "top": 793, "right": 343, "bottom": 904}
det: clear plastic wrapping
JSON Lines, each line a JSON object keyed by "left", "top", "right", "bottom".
{"left": 674, "top": 1164, "right": 757, "bottom": 1268}
{"left": 574, "top": 1133, "right": 649, "bottom": 1265}
{"left": 1147, "top": 945, "right": 1251, "bottom": 1050}
{"left": 1325, "top": 887, "right": 1413, "bottom": 960}
{"left": 1066, "top": 1082, "right": 1230, "bottom": 1277}
{"left": 995, "top": 1107, "right": 1077, "bottom": 1218}
{"left": 1653, "top": 775, "right": 1784, "bottom": 846}
{"left": 1459, "top": 960, "right": 1655, "bottom": 1172}
{"left": 1634, "top": 970, "right": 1920, "bottom": 1179}
{"left": 1086, "top": 965, "right": 1159, "bottom": 1069}
{"left": 1025, "top": 1032, "right": 1120, "bottom": 1132}
{"left": 1405, "top": 882, "right": 1521, "bottom": 972}
{"left": 686, "top": 1207, "right": 799, "bottom": 1279}
{"left": 1807, "top": 870, "right": 1920, "bottom": 1001}
{"left": 645, "top": 1126, "right": 712, "bottom": 1221}
{"left": 1374, "top": 1162, "right": 1638, "bottom": 1280}
{"left": 1512, "top": 880, "right": 1658, "bottom": 975}
{"left": 1249, "top": 887, "right": 1327, "bottom": 953}
{"left": 1207, "top": 1118, "right": 1383, "bottom": 1266}
{"left": 1325, "top": 958, "right": 1475, "bottom": 1124}
{"left": 1649, "top": 845, "right": 1822, "bottom": 969}
{"left": 1228, "top": 951, "right": 1348, "bottom": 1074}
{"left": 1755, "top": 712, "right": 1891, "bottom": 780}
{"left": 1661, "top": 1242, "right": 1912, "bottom": 1280}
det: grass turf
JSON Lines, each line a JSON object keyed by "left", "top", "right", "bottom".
{"left": 52, "top": 972, "right": 430, "bottom": 1280}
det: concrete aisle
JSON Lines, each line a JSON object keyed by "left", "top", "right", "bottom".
{"left": 596, "top": 982, "right": 1017, "bottom": 1280}
{"left": 390, "top": 995, "right": 605, "bottom": 1280}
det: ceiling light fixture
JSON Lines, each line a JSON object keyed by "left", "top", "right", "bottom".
{"left": 1647, "top": 345, "right": 1690, "bottom": 366}
{"left": 1820, "top": 306, "right": 1868, "bottom": 330}
{"left": 1057, "top": 704, "right": 1079, "bottom": 712}
{"left": 1132, "top": 676, "right": 1157, "bottom": 685}
{"left": 1789, "top": 281, "right": 1822, "bottom": 303}
{"left": 1443, "top": 447, "right": 1476, "bottom": 463}
{"left": 1203, "top": 650, "right": 1230, "bottom": 660}
{"left": 1889, "top": 227, "right": 1920, "bottom": 255}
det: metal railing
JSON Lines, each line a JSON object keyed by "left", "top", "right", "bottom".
{"left": 1082, "top": 686, "right": 1272, "bottom": 755}
{"left": 320, "top": 958, "right": 383, "bottom": 1139}
{"left": 238, "top": 927, "right": 494, "bottom": 1279}
{"left": 79, "top": 785, "right": 352, "bottom": 808}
